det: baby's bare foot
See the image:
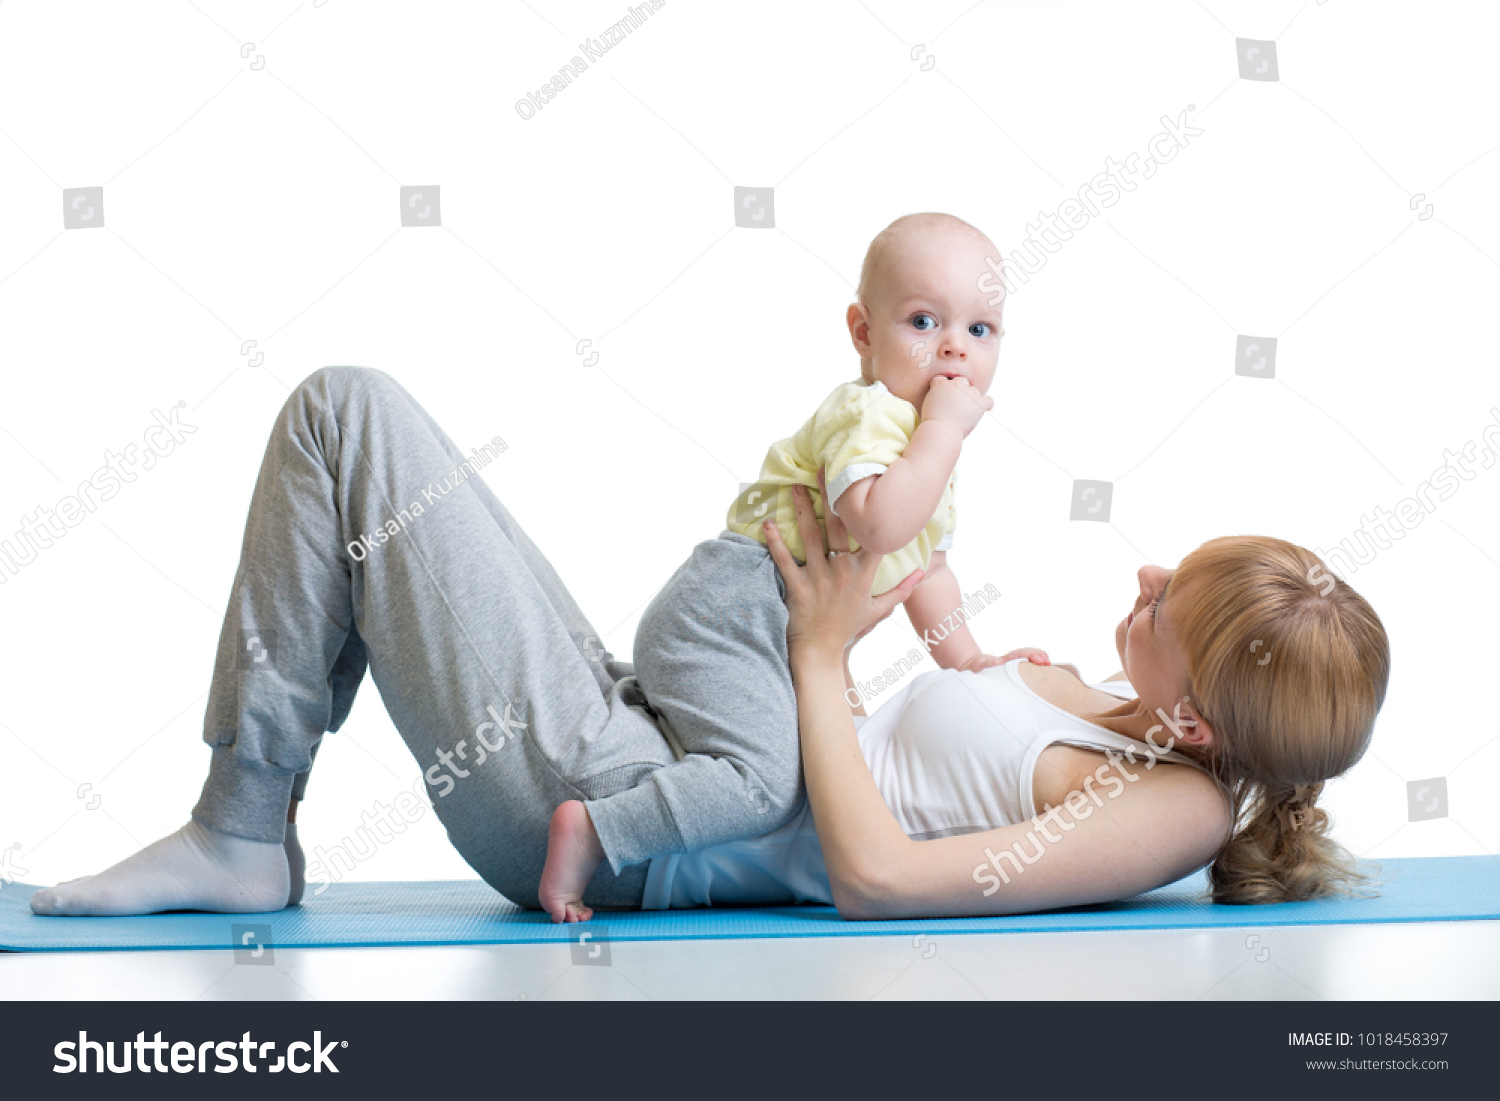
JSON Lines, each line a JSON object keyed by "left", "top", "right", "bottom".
{"left": 539, "top": 800, "right": 605, "bottom": 923}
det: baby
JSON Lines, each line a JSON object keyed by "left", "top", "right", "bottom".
{"left": 541, "top": 212, "right": 1035, "bottom": 921}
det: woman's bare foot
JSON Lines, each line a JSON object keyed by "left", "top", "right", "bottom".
{"left": 539, "top": 800, "right": 604, "bottom": 923}
{"left": 29, "top": 818, "right": 295, "bottom": 916}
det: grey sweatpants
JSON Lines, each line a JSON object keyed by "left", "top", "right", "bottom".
{"left": 190, "top": 365, "right": 793, "bottom": 910}
{"left": 584, "top": 533, "right": 804, "bottom": 874}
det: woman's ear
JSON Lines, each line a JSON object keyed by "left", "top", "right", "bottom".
{"left": 1151, "top": 696, "right": 1213, "bottom": 749}
{"left": 1175, "top": 705, "right": 1214, "bottom": 749}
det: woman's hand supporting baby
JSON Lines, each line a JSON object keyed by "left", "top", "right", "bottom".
{"left": 769, "top": 486, "right": 925, "bottom": 669}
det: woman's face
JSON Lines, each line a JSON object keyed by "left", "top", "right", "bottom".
{"left": 1116, "top": 565, "right": 1196, "bottom": 729}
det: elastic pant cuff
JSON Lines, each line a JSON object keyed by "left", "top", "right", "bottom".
{"left": 190, "top": 744, "right": 296, "bottom": 843}
{"left": 584, "top": 782, "right": 687, "bottom": 875}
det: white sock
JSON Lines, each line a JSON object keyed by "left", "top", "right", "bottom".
{"left": 284, "top": 821, "right": 306, "bottom": 907}
{"left": 29, "top": 818, "right": 290, "bottom": 917}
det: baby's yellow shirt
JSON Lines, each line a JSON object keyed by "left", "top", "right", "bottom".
{"left": 725, "top": 379, "right": 957, "bottom": 595}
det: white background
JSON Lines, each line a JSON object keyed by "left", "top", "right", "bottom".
{"left": 0, "top": 0, "right": 1495, "bottom": 892}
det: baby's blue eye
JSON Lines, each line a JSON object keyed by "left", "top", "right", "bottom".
{"left": 970, "top": 322, "right": 993, "bottom": 338}
{"left": 910, "top": 313, "right": 936, "bottom": 331}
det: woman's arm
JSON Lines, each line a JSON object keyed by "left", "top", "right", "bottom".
{"left": 842, "top": 648, "right": 866, "bottom": 718}
{"left": 764, "top": 478, "right": 1232, "bottom": 920}
{"left": 783, "top": 641, "right": 918, "bottom": 916}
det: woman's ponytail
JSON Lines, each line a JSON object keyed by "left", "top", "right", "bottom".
{"left": 1143, "top": 536, "right": 1391, "bottom": 905}
{"left": 1207, "top": 777, "right": 1378, "bottom": 904}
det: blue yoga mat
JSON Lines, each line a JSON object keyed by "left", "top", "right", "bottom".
{"left": 2, "top": 856, "right": 1495, "bottom": 952}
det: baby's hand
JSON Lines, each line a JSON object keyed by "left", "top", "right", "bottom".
{"left": 920, "top": 376, "right": 992, "bottom": 439}
{"left": 956, "top": 649, "right": 1083, "bottom": 680}
{"left": 956, "top": 649, "right": 1045, "bottom": 673}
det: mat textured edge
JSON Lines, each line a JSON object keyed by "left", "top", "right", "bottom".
{"left": 2, "top": 855, "right": 1497, "bottom": 952}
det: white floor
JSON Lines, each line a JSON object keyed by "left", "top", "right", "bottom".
{"left": 5, "top": 921, "right": 1498, "bottom": 1000}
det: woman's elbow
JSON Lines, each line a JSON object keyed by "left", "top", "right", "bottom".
{"left": 831, "top": 883, "right": 885, "bottom": 921}
{"left": 829, "top": 857, "right": 901, "bottom": 920}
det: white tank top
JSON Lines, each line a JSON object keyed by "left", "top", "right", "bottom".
{"left": 639, "top": 658, "right": 1206, "bottom": 909}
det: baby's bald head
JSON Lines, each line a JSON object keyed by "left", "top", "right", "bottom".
{"left": 855, "top": 212, "right": 999, "bottom": 316}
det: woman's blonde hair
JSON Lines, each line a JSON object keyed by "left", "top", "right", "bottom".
{"left": 1161, "top": 535, "right": 1390, "bottom": 904}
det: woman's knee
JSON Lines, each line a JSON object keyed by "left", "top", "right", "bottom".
{"left": 287, "top": 367, "right": 419, "bottom": 436}
{"left": 297, "top": 365, "right": 395, "bottom": 403}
